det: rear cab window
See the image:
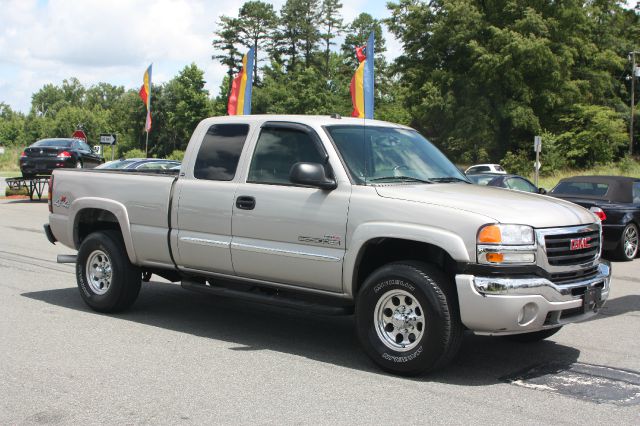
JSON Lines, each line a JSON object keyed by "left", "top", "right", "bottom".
{"left": 633, "top": 182, "right": 640, "bottom": 204}
{"left": 193, "top": 124, "right": 250, "bottom": 181}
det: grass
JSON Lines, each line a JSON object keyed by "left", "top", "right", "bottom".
{"left": 0, "top": 147, "right": 22, "bottom": 176}
{"left": 532, "top": 159, "right": 640, "bottom": 190}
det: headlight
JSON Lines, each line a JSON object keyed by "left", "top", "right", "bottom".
{"left": 477, "top": 224, "right": 536, "bottom": 265}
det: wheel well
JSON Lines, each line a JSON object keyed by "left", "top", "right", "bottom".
{"left": 74, "top": 208, "right": 121, "bottom": 247}
{"left": 352, "top": 238, "right": 458, "bottom": 295}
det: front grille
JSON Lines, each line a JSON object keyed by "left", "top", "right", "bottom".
{"left": 549, "top": 266, "right": 599, "bottom": 284}
{"left": 545, "top": 228, "right": 600, "bottom": 266}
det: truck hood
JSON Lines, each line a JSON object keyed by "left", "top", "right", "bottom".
{"left": 375, "top": 183, "right": 597, "bottom": 228}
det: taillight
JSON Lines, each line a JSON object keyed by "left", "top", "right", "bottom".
{"left": 20, "top": 151, "right": 27, "bottom": 158}
{"left": 57, "top": 151, "right": 72, "bottom": 158}
{"left": 48, "top": 175, "right": 54, "bottom": 213}
{"left": 589, "top": 206, "right": 606, "bottom": 222}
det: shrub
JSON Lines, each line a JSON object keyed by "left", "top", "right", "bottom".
{"left": 122, "top": 148, "right": 147, "bottom": 159}
{"left": 167, "top": 150, "right": 185, "bottom": 161}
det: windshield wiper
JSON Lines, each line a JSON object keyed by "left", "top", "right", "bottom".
{"left": 369, "top": 176, "right": 433, "bottom": 184}
{"left": 430, "top": 177, "right": 470, "bottom": 183}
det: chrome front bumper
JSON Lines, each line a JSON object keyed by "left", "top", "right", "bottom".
{"left": 455, "top": 261, "right": 611, "bottom": 335}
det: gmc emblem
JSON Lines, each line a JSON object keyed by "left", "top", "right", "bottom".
{"left": 570, "top": 237, "right": 592, "bottom": 250}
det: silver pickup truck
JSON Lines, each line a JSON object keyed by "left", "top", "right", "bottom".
{"left": 45, "top": 115, "right": 611, "bottom": 375}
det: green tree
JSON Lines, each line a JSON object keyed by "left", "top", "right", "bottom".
{"left": 237, "top": 1, "right": 278, "bottom": 82}
{"left": 164, "top": 64, "right": 212, "bottom": 153}
{"left": 386, "top": 0, "right": 638, "bottom": 162}
{"left": 319, "top": 0, "right": 344, "bottom": 75}
{"left": 212, "top": 16, "right": 242, "bottom": 98}
{"left": 278, "top": 0, "right": 322, "bottom": 70}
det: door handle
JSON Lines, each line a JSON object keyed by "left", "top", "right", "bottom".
{"left": 236, "top": 196, "right": 256, "bottom": 210}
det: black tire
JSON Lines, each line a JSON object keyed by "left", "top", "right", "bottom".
{"left": 76, "top": 230, "right": 141, "bottom": 313}
{"left": 21, "top": 172, "right": 34, "bottom": 179}
{"left": 613, "top": 222, "right": 639, "bottom": 261}
{"left": 355, "top": 262, "right": 463, "bottom": 376}
{"left": 504, "top": 327, "right": 562, "bottom": 342}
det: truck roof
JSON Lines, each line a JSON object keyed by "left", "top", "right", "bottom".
{"left": 199, "top": 114, "right": 412, "bottom": 129}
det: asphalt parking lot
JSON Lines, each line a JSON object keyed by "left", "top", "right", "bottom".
{"left": 1, "top": 198, "right": 639, "bottom": 424}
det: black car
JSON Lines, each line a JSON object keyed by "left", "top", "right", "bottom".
{"left": 467, "top": 173, "right": 546, "bottom": 194}
{"left": 20, "top": 138, "right": 104, "bottom": 178}
{"left": 549, "top": 176, "right": 640, "bottom": 261}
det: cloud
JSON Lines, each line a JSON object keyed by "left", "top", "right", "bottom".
{"left": 0, "top": 0, "right": 403, "bottom": 113}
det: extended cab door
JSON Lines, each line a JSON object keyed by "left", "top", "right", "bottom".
{"left": 174, "top": 123, "right": 251, "bottom": 274}
{"left": 231, "top": 122, "right": 350, "bottom": 293}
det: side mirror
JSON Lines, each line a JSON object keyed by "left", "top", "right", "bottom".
{"left": 538, "top": 187, "right": 547, "bottom": 195}
{"left": 289, "top": 162, "right": 337, "bottom": 190}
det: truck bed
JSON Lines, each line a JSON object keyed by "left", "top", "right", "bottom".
{"left": 50, "top": 169, "right": 177, "bottom": 268}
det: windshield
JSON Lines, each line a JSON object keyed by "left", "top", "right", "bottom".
{"left": 32, "top": 139, "right": 73, "bottom": 148}
{"left": 325, "top": 125, "right": 467, "bottom": 184}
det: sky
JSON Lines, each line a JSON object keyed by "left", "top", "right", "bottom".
{"left": 0, "top": 0, "right": 403, "bottom": 113}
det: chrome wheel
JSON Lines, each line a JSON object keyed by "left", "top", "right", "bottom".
{"left": 76, "top": 160, "right": 83, "bottom": 169}
{"left": 86, "top": 250, "right": 112, "bottom": 295}
{"left": 374, "top": 289, "right": 425, "bottom": 352}
{"left": 623, "top": 224, "right": 638, "bottom": 259}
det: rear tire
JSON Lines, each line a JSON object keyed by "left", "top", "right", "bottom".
{"left": 504, "top": 327, "right": 562, "bottom": 342}
{"left": 76, "top": 230, "right": 141, "bottom": 312}
{"left": 613, "top": 223, "right": 638, "bottom": 261}
{"left": 76, "top": 159, "right": 83, "bottom": 169}
{"left": 356, "top": 262, "right": 463, "bottom": 376}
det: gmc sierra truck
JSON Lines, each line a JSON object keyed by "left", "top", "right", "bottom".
{"left": 44, "top": 115, "right": 611, "bottom": 376}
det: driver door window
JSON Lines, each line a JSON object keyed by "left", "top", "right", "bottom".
{"left": 247, "top": 127, "right": 325, "bottom": 185}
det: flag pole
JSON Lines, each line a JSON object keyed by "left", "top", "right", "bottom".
{"left": 145, "top": 130, "right": 149, "bottom": 158}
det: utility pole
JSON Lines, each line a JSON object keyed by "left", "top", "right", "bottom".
{"left": 629, "top": 51, "right": 639, "bottom": 156}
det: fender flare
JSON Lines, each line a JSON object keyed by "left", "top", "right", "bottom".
{"left": 344, "top": 222, "right": 470, "bottom": 297}
{"left": 68, "top": 197, "right": 138, "bottom": 264}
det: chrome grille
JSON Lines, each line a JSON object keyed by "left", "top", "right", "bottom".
{"left": 544, "top": 228, "right": 600, "bottom": 266}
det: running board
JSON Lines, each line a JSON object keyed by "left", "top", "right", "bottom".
{"left": 57, "top": 254, "right": 77, "bottom": 263}
{"left": 181, "top": 280, "right": 353, "bottom": 316}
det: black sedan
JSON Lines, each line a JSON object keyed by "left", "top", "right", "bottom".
{"left": 549, "top": 175, "right": 640, "bottom": 261}
{"left": 467, "top": 173, "right": 546, "bottom": 194}
{"left": 20, "top": 138, "right": 104, "bottom": 178}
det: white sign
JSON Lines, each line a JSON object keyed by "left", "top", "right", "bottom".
{"left": 534, "top": 136, "right": 542, "bottom": 153}
{"left": 99, "top": 134, "right": 116, "bottom": 145}
{"left": 535, "top": 161, "right": 541, "bottom": 170}
{"left": 93, "top": 145, "right": 102, "bottom": 155}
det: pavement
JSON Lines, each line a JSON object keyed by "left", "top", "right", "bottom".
{"left": 0, "top": 199, "right": 639, "bottom": 424}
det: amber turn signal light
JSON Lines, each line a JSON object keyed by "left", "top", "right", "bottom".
{"left": 478, "top": 225, "right": 501, "bottom": 244}
{"left": 485, "top": 252, "right": 504, "bottom": 263}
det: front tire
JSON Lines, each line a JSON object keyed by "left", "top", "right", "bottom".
{"left": 76, "top": 230, "right": 141, "bottom": 312}
{"left": 614, "top": 223, "right": 639, "bottom": 261}
{"left": 356, "top": 262, "right": 463, "bottom": 376}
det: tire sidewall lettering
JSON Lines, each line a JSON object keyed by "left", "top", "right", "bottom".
{"left": 374, "top": 279, "right": 415, "bottom": 294}
{"left": 382, "top": 346, "right": 423, "bottom": 363}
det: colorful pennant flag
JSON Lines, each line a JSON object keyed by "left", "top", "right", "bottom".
{"left": 350, "top": 31, "right": 374, "bottom": 119}
{"left": 138, "top": 64, "right": 152, "bottom": 132}
{"left": 227, "top": 48, "right": 255, "bottom": 116}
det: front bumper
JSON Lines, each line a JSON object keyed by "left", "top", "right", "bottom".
{"left": 455, "top": 261, "right": 611, "bottom": 335}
